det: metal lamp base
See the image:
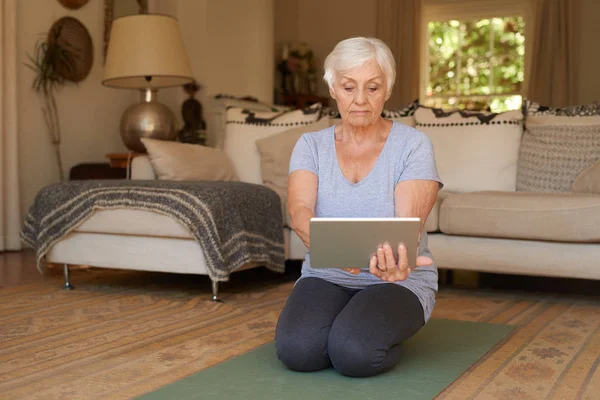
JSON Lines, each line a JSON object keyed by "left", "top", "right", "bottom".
{"left": 120, "top": 89, "right": 177, "bottom": 153}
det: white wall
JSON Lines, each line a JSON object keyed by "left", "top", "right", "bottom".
{"left": 153, "top": 0, "right": 275, "bottom": 116}
{"left": 205, "top": 0, "right": 274, "bottom": 102}
{"left": 17, "top": 0, "right": 132, "bottom": 220}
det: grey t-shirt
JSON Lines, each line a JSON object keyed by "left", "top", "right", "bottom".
{"left": 289, "top": 121, "right": 443, "bottom": 322}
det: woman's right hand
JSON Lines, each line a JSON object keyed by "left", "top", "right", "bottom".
{"left": 369, "top": 242, "right": 433, "bottom": 282}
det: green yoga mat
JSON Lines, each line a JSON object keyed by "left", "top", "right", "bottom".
{"left": 140, "top": 319, "right": 513, "bottom": 400}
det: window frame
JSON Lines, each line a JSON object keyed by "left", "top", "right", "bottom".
{"left": 419, "top": 0, "right": 535, "bottom": 110}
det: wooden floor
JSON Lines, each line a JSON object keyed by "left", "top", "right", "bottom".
{"left": 0, "top": 250, "right": 54, "bottom": 287}
{"left": 1, "top": 250, "right": 599, "bottom": 399}
{"left": 0, "top": 250, "right": 95, "bottom": 289}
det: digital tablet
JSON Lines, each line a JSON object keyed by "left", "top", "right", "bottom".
{"left": 309, "top": 217, "right": 421, "bottom": 269}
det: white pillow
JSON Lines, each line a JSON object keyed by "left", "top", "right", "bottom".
{"left": 414, "top": 107, "right": 524, "bottom": 193}
{"left": 205, "top": 96, "right": 291, "bottom": 149}
{"left": 223, "top": 103, "right": 323, "bottom": 184}
{"left": 256, "top": 118, "right": 330, "bottom": 199}
{"left": 141, "top": 138, "right": 238, "bottom": 181}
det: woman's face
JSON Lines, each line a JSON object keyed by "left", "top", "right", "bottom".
{"left": 330, "top": 58, "right": 389, "bottom": 127}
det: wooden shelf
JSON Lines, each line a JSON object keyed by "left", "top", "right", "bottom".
{"left": 106, "top": 152, "right": 144, "bottom": 169}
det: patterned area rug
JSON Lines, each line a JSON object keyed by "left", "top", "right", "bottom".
{"left": 0, "top": 267, "right": 598, "bottom": 399}
{"left": 434, "top": 289, "right": 600, "bottom": 400}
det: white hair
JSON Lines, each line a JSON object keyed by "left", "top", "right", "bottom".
{"left": 323, "top": 37, "right": 396, "bottom": 96}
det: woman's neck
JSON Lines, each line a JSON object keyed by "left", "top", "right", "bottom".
{"left": 336, "top": 119, "right": 388, "bottom": 144}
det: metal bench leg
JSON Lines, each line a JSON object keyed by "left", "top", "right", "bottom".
{"left": 64, "top": 264, "right": 74, "bottom": 290}
{"left": 211, "top": 280, "right": 222, "bottom": 302}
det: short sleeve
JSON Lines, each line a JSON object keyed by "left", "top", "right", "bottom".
{"left": 289, "top": 134, "right": 318, "bottom": 175}
{"left": 397, "top": 133, "right": 444, "bottom": 188}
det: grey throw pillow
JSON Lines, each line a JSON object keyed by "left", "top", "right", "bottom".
{"left": 517, "top": 105, "right": 600, "bottom": 193}
{"left": 571, "top": 159, "right": 600, "bottom": 194}
{"left": 517, "top": 124, "right": 600, "bottom": 193}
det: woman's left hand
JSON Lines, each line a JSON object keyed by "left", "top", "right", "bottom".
{"left": 369, "top": 243, "right": 433, "bottom": 282}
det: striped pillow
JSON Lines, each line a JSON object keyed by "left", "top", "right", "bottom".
{"left": 223, "top": 103, "right": 324, "bottom": 184}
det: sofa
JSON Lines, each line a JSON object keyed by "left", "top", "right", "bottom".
{"left": 413, "top": 104, "right": 600, "bottom": 280}
{"left": 42, "top": 98, "right": 600, "bottom": 298}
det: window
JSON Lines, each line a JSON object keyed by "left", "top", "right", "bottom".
{"left": 420, "top": 1, "right": 533, "bottom": 113}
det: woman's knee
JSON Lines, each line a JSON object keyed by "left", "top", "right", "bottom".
{"left": 274, "top": 278, "right": 352, "bottom": 372}
{"left": 328, "top": 329, "right": 398, "bottom": 377}
{"left": 275, "top": 330, "right": 330, "bottom": 372}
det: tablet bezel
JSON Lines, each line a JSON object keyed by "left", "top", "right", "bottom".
{"left": 309, "top": 217, "right": 421, "bottom": 269}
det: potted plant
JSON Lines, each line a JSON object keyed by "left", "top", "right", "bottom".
{"left": 25, "top": 25, "right": 78, "bottom": 181}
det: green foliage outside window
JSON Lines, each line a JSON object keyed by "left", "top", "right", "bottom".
{"left": 425, "top": 17, "right": 525, "bottom": 112}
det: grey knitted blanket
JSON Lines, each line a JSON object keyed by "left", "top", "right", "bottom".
{"left": 20, "top": 180, "right": 285, "bottom": 281}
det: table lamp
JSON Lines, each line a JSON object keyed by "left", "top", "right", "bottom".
{"left": 102, "top": 14, "right": 193, "bottom": 153}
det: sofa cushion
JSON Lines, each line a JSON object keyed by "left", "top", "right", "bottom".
{"left": 141, "top": 138, "right": 239, "bottom": 182}
{"left": 256, "top": 118, "right": 330, "bottom": 200}
{"left": 424, "top": 190, "right": 454, "bottom": 233}
{"left": 205, "top": 95, "right": 291, "bottom": 148}
{"left": 256, "top": 118, "right": 330, "bottom": 227}
{"left": 131, "top": 155, "right": 157, "bottom": 180}
{"left": 223, "top": 103, "right": 323, "bottom": 184}
{"left": 517, "top": 101, "right": 600, "bottom": 193}
{"left": 414, "top": 107, "right": 523, "bottom": 193}
{"left": 523, "top": 99, "right": 600, "bottom": 117}
{"left": 75, "top": 209, "right": 194, "bottom": 239}
{"left": 439, "top": 191, "right": 600, "bottom": 242}
{"left": 572, "top": 160, "right": 600, "bottom": 194}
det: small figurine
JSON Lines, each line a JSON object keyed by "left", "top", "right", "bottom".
{"left": 178, "top": 80, "right": 207, "bottom": 145}
{"left": 277, "top": 45, "right": 293, "bottom": 95}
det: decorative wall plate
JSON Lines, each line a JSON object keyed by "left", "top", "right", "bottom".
{"left": 47, "top": 16, "right": 94, "bottom": 83}
{"left": 58, "top": 0, "right": 90, "bottom": 10}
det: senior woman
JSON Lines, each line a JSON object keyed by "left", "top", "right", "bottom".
{"left": 274, "top": 37, "right": 443, "bottom": 378}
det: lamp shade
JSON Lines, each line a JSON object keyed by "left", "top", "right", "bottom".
{"left": 103, "top": 14, "right": 193, "bottom": 89}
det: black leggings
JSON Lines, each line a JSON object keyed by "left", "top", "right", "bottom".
{"left": 275, "top": 277, "right": 425, "bottom": 377}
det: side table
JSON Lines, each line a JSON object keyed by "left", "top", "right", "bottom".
{"left": 106, "top": 152, "right": 144, "bottom": 179}
{"left": 106, "top": 152, "right": 144, "bottom": 169}
{"left": 69, "top": 163, "right": 126, "bottom": 180}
